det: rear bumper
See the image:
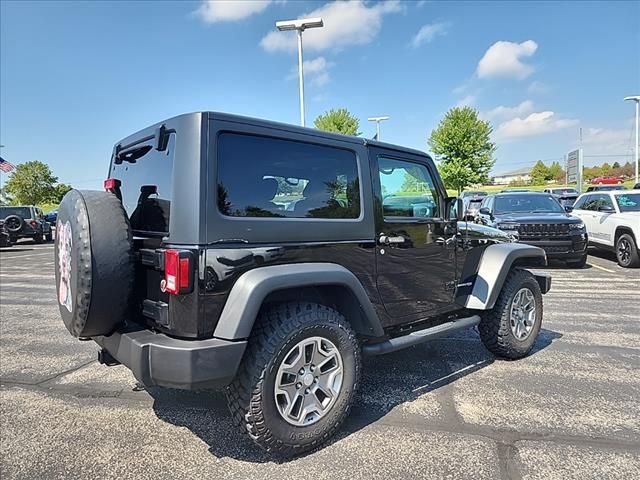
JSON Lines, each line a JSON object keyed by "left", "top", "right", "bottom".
{"left": 93, "top": 323, "right": 247, "bottom": 390}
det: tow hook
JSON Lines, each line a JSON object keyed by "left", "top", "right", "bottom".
{"left": 98, "top": 349, "right": 120, "bottom": 366}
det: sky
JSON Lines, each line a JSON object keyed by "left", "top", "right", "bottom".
{"left": 1, "top": 0, "right": 639, "bottom": 190}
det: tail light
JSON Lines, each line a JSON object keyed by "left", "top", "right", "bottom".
{"left": 104, "top": 178, "right": 121, "bottom": 191}
{"left": 30, "top": 220, "right": 38, "bottom": 228}
{"left": 161, "top": 249, "right": 193, "bottom": 295}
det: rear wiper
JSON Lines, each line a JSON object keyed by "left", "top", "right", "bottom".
{"left": 114, "top": 145, "right": 153, "bottom": 164}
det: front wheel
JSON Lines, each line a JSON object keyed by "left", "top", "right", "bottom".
{"left": 45, "top": 232, "right": 53, "bottom": 242}
{"left": 479, "top": 268, "right": 543, "bottom": 359}
{"left": 616, "top": 233, "right": 640, "bottom": 268}
{"left": 227, "top": 302, "right": 360, "bottom": 457}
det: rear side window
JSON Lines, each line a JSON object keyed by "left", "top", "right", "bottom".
{"left": 110, "top": 134, "right": 175, "bottom": 234}
{"left": 217, "top": 133, "right": 361, "bottom": 219}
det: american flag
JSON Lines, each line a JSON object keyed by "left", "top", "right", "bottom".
{"left": 0, "top": 157, "right": 16, "bottom": 173}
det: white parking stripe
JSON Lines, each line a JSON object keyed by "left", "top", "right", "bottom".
{"left": 587, "top": 263, "right": 616, "bottom": 273}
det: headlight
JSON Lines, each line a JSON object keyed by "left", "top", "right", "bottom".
{"left": 498, "top": 223, "right": 520, "bottom": 230}
{"left": 569, "top": 222, "right": 585, "bottom": 230}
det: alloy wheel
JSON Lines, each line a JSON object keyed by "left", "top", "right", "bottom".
{"left": 509, "top": 287, "right": 536, "bottom": 341}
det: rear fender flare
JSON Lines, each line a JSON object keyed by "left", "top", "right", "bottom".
{"left": 213, "top": 263, "right": 384, "bottom": 340}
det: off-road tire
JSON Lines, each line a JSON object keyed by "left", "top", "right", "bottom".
{"left": 479, "top": 268, "right": 543, "bottom": 359}
{"left": 616, "top": 233, "right": 640, "bottom": 268}
{"left": 45, "top": 232, "right": 53, "bottom": 242}
{"left": 566, "top": 253, "right": 587, "bottom": 268}
{"left": 227, "top": 302, "right": 360, "bottom": 458}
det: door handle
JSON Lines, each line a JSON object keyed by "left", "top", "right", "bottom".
{"left": 379, "top": 234, "right": 405, "bottom": 245}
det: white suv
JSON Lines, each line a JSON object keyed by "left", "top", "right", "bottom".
{"left": 571, "top": 190, "right": 640, "bottom": 267}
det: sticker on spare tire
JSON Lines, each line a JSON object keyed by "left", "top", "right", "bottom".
{"left": 57, "top": 220, "right": 73, "bottom": 312}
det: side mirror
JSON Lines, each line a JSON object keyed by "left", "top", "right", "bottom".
{"left": 598, "top": 205, "right": 615, "bottom": 213}
{"left": 445, "top": 197, "right": 464, "bottom": 221}
{"left": 564, "top": 206, "right": 574, "bottom": 213}
{"left": 479, "top": 207, "right": 491, "bottom": 215}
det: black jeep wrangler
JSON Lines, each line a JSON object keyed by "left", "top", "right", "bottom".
{"left": 55, "top": 112, "right": 551, "bottom": 457}
{"left": 0, "top": 205, "right": 53, "bottom": 244}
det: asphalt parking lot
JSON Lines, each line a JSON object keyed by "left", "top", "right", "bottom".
{"left": 1, "top": 241, "right": 639, "bottom": 480}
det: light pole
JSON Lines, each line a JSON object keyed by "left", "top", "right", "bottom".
{"left": 368, "top": 116, "right": 390, "bottom": 141}
{"left": 276, "top": 17, "right": 324, "bottom": 127}
{"left": 624, "top": 95, "right": 640, "bottom": 184}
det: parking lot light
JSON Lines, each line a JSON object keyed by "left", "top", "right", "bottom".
{"left": 624, "top": 95, "right": 640, "bottom": 184}
{"left": 368, "top": 116, "right": 390, "bottom": 141}
{"left": 276, "top": 17, "right": 324, "bottom": 128}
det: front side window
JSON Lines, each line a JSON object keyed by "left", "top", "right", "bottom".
{"left": 378, "top": 157, "right": 440, "bottom": 218}
{"left": 217, "top": 133, "right": 360, "bottom": 219}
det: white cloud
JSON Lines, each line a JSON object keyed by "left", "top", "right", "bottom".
{"left": 288, "top": 56, "right": 334, "bottom": 87}
{"left": 416, "top": 0, "right": 429, "bottom": 7}
{"left": 260, "top": 0, "right": 402, "bottom": 53}
{"left": 194, "top": 0, "right": 274, "bottom": 24}
{"left": 494, "top": 111, "right": 578, "bottom": 142}
{"left": 483, "top": 100, "right": 535, "bottom": 122}
{"left": 456, "top": 95, "right": 476, "bottom": 107}
{"left": 580, "top": 127, "right": 634, "bottom": 156}
{"left": 477, "top": 40, "right": 538, "bottom": 79}
{"left": 411, "top": 22, "right": 450, "bottom": 47}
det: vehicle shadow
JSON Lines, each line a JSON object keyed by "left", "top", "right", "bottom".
{"left": 586, "top": 247, "right": 619, "bottom": 265}
{"left": 149, "top": 327, "right": 562, "bottom": 462}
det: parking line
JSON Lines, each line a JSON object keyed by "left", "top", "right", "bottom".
{"left": 0, "top": 251, "right": 54, "bottom": 260}
{"left": 588, "top": 263, "right": 616, "bottom": 273}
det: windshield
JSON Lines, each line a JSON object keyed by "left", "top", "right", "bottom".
{"left": 615, "top": 193, "right": 640, "bottom": 212}
{"left": 467, "top": 199, "right": 483, "bottom": 209}
{"left": 494, "top": 194, "right": 564, "bottom": 214}
{"left": 0, "top": 206, "right": 31, "bottom": 219}
{"left": 551, "top": 188, "right": 577, "bottom": 195}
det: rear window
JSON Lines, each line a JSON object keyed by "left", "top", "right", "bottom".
{"left": 0, "top": 206, "right": 31, "bottom": 219}
{"left": 110, "top": 134, "right": 175, "bottom": 234}
{"left": 217, "top": 133, "right": 360, "bottom": 219}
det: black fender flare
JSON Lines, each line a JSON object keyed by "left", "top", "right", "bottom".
{"left": 455, "top": 243, "right": 549, "bottom": 310}
{"left": 213, "top": 263, "right": 384, "bottom": 340}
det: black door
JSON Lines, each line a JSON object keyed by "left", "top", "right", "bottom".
{"left": 371, "top": 151, "right": 458, "bottom": 324}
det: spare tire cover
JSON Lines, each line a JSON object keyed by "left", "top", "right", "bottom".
{"left": 55, "top": 189, "right": 134, "bottom": 337}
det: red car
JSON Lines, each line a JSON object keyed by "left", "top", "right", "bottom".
{"left": 590, "top": 176, "right": 624, "bottom": 185}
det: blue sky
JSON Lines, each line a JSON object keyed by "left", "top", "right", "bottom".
{"left": 1, "top": 0, "right": 638, "bottom": 190}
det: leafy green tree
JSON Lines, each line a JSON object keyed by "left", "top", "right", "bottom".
{"left": 548, "top": 161, "right": 563, "bottom": 182}
{"left": 314, "top": 108, "right": 361, "bottom": 136}
{"left": 428, "top": 107, "right": 496, "bottom": 195}
{"left": 48, "top": 183, "right": 72, "bottom": 203}
{"left": 612, "top": 161, "right": 621, "bottom": 170}
{"left": 530, "top": 160, "right": 550, "bottom": 185}
{"left": 400, "top": 172, "right": 420, "bottom": 193}
{"left": 600, "top": 162, "right": 611, "bottom": 175}
{"left": 5, "top": 161, "right": 59, "bottom": 205}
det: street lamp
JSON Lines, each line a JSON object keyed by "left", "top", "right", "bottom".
{"left": 276, "top": 17, "right": 324, "bottom": 127}
{"left": 368, "top": 116, "right": 390, "bottom": 141}
{"left": 624, "top": 95, "right": 640, "bottom": 184}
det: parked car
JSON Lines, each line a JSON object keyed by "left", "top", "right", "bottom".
{"left": 590, "top": 176, "right": 624, "bottom": 185}
{"left": 500, "top": 188, "right": 531, "bottom": 193}
{"left": 460, "top": 191, "right": 488, "bottom": 199}
{"left": 45, "top": 210, "right": 58, "bottom": 224}
{"left": 476, "top": 192, "right": 588, "bottom": 267}
{"left": 633, "top": 182, "right": 640, "bottom": 190}
{"left": 571, "top": 190, "right": 640, "bottom": 267}
{"left": 0, "top": 219, "right": 12, "bottom": 247}
{"left": 462, "top": 194, "right": 485, "bottom": 220}
{"left": 54, "top": 111, "right": 551, "bottom": 457}
{"left": 586, "top": 185, "right": 627, "bottom": 192}
{"left": 0, "top": 205, "right": 53, "bottom": 243}
{"left": 543, "top": 187, "right": 579, "bottom": 207}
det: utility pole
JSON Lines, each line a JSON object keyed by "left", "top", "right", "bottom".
{"left": 624, "top": 96, "right": 640, "bottom": 184}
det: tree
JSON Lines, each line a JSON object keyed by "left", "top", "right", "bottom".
{"left": 600, "top": 162, "right": 611, "bottom": 175}
{"left": 428, "top": 106, "right": 496, "bottom": 195}
{"left": 5, "top": 161, "right": 58, "bottom": 205}
{"left": 612, "top": 161, "right": 621, "bottom": 170}
{"left": 548, "top": 161, "right": 564, "bottom": 182}
{"left": 48, "top": 183, "right": 73, "bottom": 203}
{"left": 530, "top": 160, "right": 550, "bottom": 185}
{"left": 314, "top": 108, "right": 361, "bottom": 136}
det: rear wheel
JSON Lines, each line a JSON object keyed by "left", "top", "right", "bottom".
{"left": 479, "top": 268, "right": 543, "bottom": 359}
{"left": 227, "top": 302, "right": 360, "bottom": 457}
{"left": 616, "top": 233, "right": 640, "bottom": 268}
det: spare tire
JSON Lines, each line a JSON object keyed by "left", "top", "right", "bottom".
{"left": 4, "top": 215, "right": 24, "bottom": 233}
{"left": 55, "top": 190, "right": 135, "bottom": 337}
